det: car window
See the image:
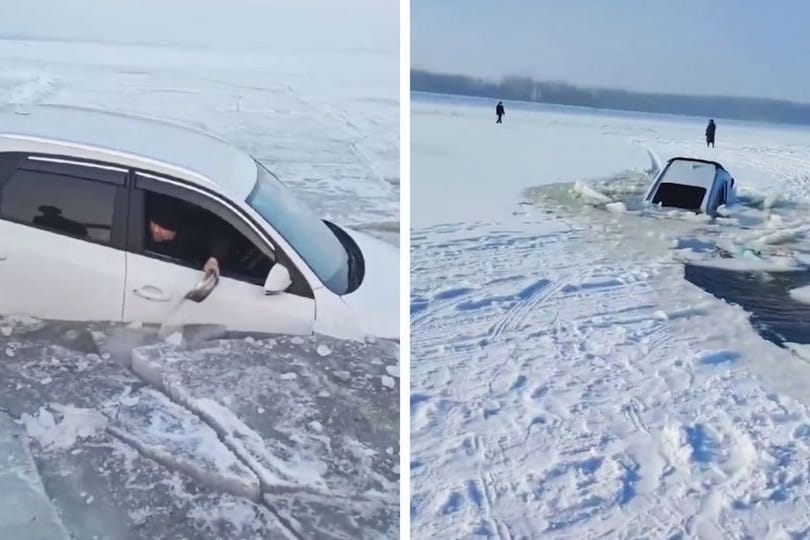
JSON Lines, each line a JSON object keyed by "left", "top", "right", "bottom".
{"left": 652, "top": 182, "right": 706, "bottom": 211}
{"left": 0, "top": 168, "right": 117, "bottom": 244}
{"left": 140, "top": 190, "right": 274, "bottom": 285}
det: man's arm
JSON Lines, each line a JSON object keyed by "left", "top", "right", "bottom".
{"left": 204, "top": 231, "right": 230, "bottom": 277}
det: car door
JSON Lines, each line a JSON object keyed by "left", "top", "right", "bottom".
{"left": 0, "top": 153, "right": 128, "bottom": 322}
{"left": 709, "top": 172, "right": 728, "bottom": 212}
{"left": 122, "top": 172, "right": 316, "bottom": 335}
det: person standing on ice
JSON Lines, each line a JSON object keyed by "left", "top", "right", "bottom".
{"left": 496, "top": 101, "right": 505, "bottom": 124}
{"left": 705, "top": 119, "right": 716, "bottom": 147}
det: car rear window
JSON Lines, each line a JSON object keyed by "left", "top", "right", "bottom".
{"left": 651, "top": 182, "right": 706, "bottom": 211}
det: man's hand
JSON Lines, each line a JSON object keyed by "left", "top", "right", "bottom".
{"left": 203, "top": 257, "right": 220, "bottom": 278}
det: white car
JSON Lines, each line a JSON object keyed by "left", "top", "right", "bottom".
{"left": 644, "top": 156, "right": 736, "bottom": 216}
{"left": 0, "top": 105, "right": 398, "bottom": 341}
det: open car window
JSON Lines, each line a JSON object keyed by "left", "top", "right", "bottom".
{"left": 140, "top": 190, "right": 275, "bottom": 286}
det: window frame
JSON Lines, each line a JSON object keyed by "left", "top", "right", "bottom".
{"left": 0, "top": 152, "right": 129, "bottom": 249}
{"left": 128, "top": 169, "right": 315, "bottom": 299}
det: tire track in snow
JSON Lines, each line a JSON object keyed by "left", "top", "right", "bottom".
{"left": 413, "top": 219, "right": 672, "bottom": 537}
{"left": 485, "top": 277, "right": 567, "bottom": 343}
{"left": 412, "top": 206, "right": 810, "bottom": 537}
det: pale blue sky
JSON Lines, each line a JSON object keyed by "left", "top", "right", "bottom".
{"left": 0, "top": 0, "right": 398, "bottom": 53}
{"left": 412, "top": 0, "right": 810, "bottom": 102}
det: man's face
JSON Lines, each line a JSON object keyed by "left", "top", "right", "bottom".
{"left": 149, "top": 220, "right": 177, "bottom": 242}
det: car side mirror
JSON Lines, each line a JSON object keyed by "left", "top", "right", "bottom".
{"left": 264, "top": 263, "right": 292, "bottom": 294}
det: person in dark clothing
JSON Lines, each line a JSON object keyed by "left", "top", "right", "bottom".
{"left": 145, "top": 197, "right": 229, "bottom": 278}
{"left": 705, "top": 119, "right": 716, "bottom": 148}
{"left": 496, "top": 101, "right": 505, "bottom": 124}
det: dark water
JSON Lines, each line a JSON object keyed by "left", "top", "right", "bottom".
{"left": 684, "top": 265, "right": 810, "bottom": 347}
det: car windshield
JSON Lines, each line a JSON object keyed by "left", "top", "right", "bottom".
{"left": 246, "top": 161, "right": 350, "bottom": 294}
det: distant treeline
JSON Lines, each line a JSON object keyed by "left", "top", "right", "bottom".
{"left": 411, "top": 69, "right": 810, "bottom": 125}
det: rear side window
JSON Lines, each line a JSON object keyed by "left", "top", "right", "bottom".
{"left": 0, "top": 169, "right": 117, "bottom": 244}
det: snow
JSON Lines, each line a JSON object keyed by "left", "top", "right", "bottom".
{"left": 20, "top": 405, "right": 107, "bottom": 451}
{"left": 163, "top": 331, "right": 184, "bottom": 347}
{"left": 789, "top": 285, "right": 810, "bottom": 305}
{"left": 412, "top": 99, "right": 647, "bottom": 227}
{"left": 411, "top": 94, "right": 810, "bottom": 538}
{"left": 606, "top": 201, "right": 628, "bottom": 213}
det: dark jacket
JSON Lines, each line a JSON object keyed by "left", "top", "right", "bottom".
{"left": 496, "top": 103, "right": 505, "bottom": 116}
{"left": 706, "top": 122, "right": 716, "bottom": 139}
{"left": 146, "top": 221, "right": 229, "bottom": 269}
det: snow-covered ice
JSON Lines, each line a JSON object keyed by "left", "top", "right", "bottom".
{"left": 0, "top": 321, "right": 400, "bottom": 539}
{"left": 21, "top": 404, "right": 108, "bottom": 451}
{"left": 0, "top": 412, "right": 72, "bottom": 540}
{"left": 411, "top": 94, "right": 810, "bottom": 538}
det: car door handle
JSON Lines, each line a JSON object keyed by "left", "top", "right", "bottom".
{"left": 0, "top": 255, "right": 6, "bottom": 261}
{"left": 133, "top": 286, "right": 171, "bottom": 302}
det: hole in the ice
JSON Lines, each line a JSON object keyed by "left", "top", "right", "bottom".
{"left": 683, "top": 264, "right": 810, "bottom": 348}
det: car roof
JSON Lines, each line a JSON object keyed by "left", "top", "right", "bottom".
{"left": 0, "top": 105, "right": 258, "bottom": 199}
{"left": 667, "top": 156, "right": 727, "bottom": 171}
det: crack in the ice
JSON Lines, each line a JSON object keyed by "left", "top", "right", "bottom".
{"left": 108, "top": 349, "right": 306, "bottom": 539}
{"left": 104, "top": 425, "right": 261, "bottom": 501}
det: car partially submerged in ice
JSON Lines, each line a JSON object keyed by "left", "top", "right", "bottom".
{"left": 0, "top": 105, "right": 398, "bottom": 340}
{"left": 644, "top": 156, "right": 735, "bottom": 216}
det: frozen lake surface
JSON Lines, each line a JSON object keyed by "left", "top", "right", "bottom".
{"left": 411, "top": 93, "right": 810, "bottom": 539}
